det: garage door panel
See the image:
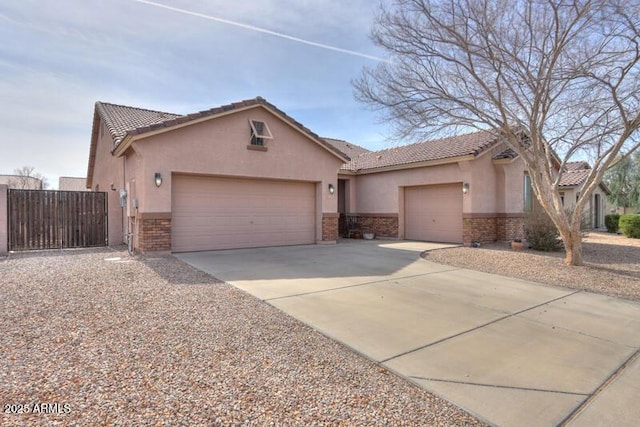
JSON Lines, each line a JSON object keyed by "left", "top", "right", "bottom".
{"left": 172, "top": 175, "right": 315, "bottom": 252}
{"left": 405, "top": 184, "right": 462, "bottom": 243}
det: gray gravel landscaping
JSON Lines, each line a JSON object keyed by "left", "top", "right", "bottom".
{"left": 1, "top": 247, "right": 483, "bottom": 426}
{"left": 425, "top": 231, "right": 640, "bottom": 302}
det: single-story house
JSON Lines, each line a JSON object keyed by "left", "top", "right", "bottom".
{"left": 59, "top": 176, "right": 90, "bottom": 191}
{"left": 0, "top": 174, "right": 43, "bottom": 190}
{"left": 558, "top": 161, "right": 610, "bottom": 229}
{"left": 86, "top": 96, "right": 599, "bottom": 253}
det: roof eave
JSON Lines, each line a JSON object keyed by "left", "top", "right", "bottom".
{"left": 110, "top": 101, "right": 350, "bottom": 163}
{"left": 492, "top": 157, "right": 518, "bottom": 165}
{"left": 258, "top": 103, "right": 350, "bottom": 163}
{"left": 86, "top": 104, "right": 102, "bottom": 189}
{"left": 111, "top": 103, "right": 263, "bottom": 157}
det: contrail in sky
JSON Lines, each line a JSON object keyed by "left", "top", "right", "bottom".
{"left": 131, "top": 0, "right": 387, "bottom": 62}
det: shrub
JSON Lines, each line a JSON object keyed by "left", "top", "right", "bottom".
{"left": 619, "top": 214, "right": 640, "bottom": 238}
{"left": 604, "top": 213, "right": 621, "bottom": 233}
{"left": 524, "top": 208, "right": 562, "bottom": 251}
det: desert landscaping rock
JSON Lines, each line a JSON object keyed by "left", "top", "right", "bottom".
{"left": 0, "top": 248, "right": 483, "bottom": 426}
{"left": 425, "top": 232, "right": 640, "bottom": 302}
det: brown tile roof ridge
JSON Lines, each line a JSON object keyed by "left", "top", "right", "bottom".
{"left": 346, "top": 129, "right": 498, "bottom": 171}
{"left": 564, "top": 161, "right": 591, "bottom": 171}
{"left": 323, "top": 137, "right": 371, "bottom": 153}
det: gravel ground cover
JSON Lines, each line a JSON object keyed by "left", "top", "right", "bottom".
{"left": 425, "top": 231, "right": 640, "bottom": 302}
{"left": 0, "top": 247, "right": 483, "bottom": 426}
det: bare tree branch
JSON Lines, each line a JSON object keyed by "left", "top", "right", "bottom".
{"left": 354, "top": 0, "right": 640, "bottom": 265}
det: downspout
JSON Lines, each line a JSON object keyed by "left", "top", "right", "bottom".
{"left": 123, "top": 155, "right": 127, "bottom": 246}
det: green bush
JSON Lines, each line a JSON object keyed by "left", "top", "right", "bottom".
{"left": 619, "top": 214, "right": 640, "bottom": 238}
{"left": 605, "top": 213, "right": 621, "bottom": 233}
{"left": 525, "top": 208, "right": 562, "bottom": 251}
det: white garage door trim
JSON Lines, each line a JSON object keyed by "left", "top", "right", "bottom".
{"left": 172, "top": 175, "right": 316, "bottom": 252}
{"left": 404, "top": 183, "right": 463, "bottom": 243}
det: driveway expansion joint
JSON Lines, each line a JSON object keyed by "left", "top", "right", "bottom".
{"left": 379, "top": 290, "right": 582, "bottom": 363}
{"left": 558, "top": 346, "right": 640, "bottom": 426}
{"left": 409, "top": 376, "right": 590, "bottom": 397}
{"left": 263, "top": 268, "right": 462, "bottom": 302}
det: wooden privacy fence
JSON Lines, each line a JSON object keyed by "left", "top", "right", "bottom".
{"left": 8, "top": 190, "right": 107, "bottom": 251}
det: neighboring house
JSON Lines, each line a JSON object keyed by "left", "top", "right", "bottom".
{"left": 58, "top": 177, "right": 90, "bottom": 191}
{"left": 0, "top": 174, "right": 43, "bottom": 189}
{"left": 558, "top": 161, "right": 611, "bottom": 229}
{"left": 87, "top": 97, "right": 610, "bottom": 253}
{"left": 87, "top": 97, "right": 349, "bottom": 252}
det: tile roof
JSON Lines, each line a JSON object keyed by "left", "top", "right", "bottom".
{"left": 493, "top": 147, "right": 518, "bottom": 160}
{"left": 94, "top": 97, "right": 348, "bottom": 160}
{"left": 564, "top": 161, "right": 590, "bottom": 171}
{"left": 88, "top": 97, "right": 349, "bottom": 187}
{"left": 322, "top": 138, "right": 372, "bottom": 171}
{"left": 559, "top": 169, "right": 591, "bottom": 187}
{"left": 96, "top": 102, "right": 183, "bottom": 146}
{"left": 332, "top": 130, "right": 499, "bottom": 172}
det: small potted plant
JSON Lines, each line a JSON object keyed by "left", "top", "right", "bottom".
{"left": 511, "top": 238, "right": 524, "bottom": 250}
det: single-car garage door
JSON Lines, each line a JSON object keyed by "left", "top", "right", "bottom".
{"left": 405, "top": 183, "right": 463, "bottom": 243}
{"left": 172, "top": 175, "right": 316, "bottom": 252}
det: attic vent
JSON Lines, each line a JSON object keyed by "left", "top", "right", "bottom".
{"left": 249, "top": 120, "right": 273, "bottom": 146}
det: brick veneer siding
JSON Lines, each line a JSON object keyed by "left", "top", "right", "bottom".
{"left": 463, "top": 214, "right": 525, "bottom": 245}
{"left": 322, "top": 213, "right": 339, "bottom": 241}
{"left": 463, "top": 216, "right": 497, "bottom": 245}
{"left": 357, "top": 214, "right": 399, "bottom": 238}
{"left": 497, "top": 216, "right": 525, "bottom": 241}
{"left": 138, "top": 216, "right": 171, "bottom": 253}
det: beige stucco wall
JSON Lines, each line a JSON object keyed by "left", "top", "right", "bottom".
{"left": 131, "top": 107, "right": 343, "bottom": 216}
{"left": 494, "top": 158, "right": 527, "bottom": 214}
{"left": 561, "top": 186, "right": 610, "bottom": 228}
{"left": 351, "top": 142, "right": 527, "bottom": 216}
{"left": 0, "top": 184, "right": 7, "bottom": 254}
{"left": 338, "top": 174, "right": 358, "bottom": 214}
{"left": 354, "top": 162, "right": 465, "bottom": 213}
{"left": 91, "top": 121, "right": 126, "bottom": 245}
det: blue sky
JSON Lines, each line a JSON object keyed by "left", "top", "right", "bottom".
{"left": 0, "top": 0, "right": 391, "bottom": 188}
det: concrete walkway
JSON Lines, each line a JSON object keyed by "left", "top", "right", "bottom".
{"left": 177, "top": 240, "right": 640, "bottom": 426}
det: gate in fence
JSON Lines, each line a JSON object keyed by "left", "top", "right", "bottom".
{"left": 8, "top": 189, "right": 107, "bottom": 251}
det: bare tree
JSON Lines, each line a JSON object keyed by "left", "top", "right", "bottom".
{"left": 354, "top": 0, "right": 640, "bottom": 265}
{"left": 10, "top": 166, "right": 48, "bottom": 190}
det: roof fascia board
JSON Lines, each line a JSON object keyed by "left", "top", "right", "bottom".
{"left": 111, "top": 103, "right": 349, "bottom": 163}
{"left": 86, "top": 108, "right": 101, "bottom": 188}
{"left": 258, "top": 104, "right": 349, "bottom": 162}
{"left": 492, "top": 157, "right": 517, "bottom": 165}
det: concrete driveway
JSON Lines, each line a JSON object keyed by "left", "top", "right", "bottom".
{"left": 177, "top": 240, "right": 640, "bottom": 426}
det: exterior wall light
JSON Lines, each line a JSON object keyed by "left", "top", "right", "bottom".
{"left": 328, "top": 183, "right": 335, "bottom": 195}
{"left": 463, "top": 182, "right": 470, "bottom": 194}
{"left": 154, "top": 172, "right": 163, "bottom": 187}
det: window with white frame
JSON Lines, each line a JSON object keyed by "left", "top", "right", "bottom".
{"left": 249, "top": 119, "right": 273, "bottom": 147}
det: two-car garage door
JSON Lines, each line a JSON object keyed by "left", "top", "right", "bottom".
{"left": 172, "top": 175, "right": 316, "bottom": 252}
{"left": 405, "top": 183, "right": 463, "bottom": 243}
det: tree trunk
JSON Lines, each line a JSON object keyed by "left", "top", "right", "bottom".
{"left": 559, "top": 226, "right": 583, "bottom": 266}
